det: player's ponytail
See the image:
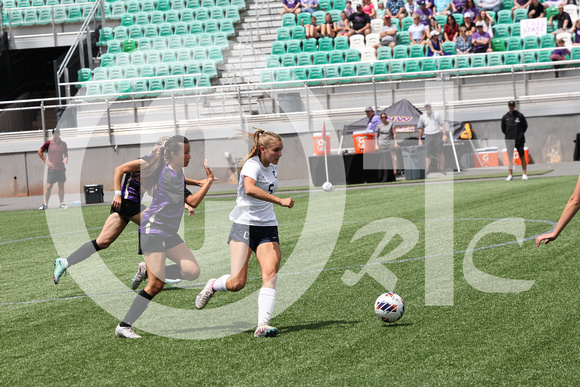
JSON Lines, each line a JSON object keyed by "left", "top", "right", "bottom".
{"left": 141, "top": 135, "right": 189, "bottom": 194}
{"left": 239, "top": 129, "right": 282, "bottom": 168}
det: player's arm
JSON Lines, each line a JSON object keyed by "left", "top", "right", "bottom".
{"left": 244, "top": 176, "right": 294, "bottom": 208}
{"left": 38, "top": 143, "right": 52, "bottom": 168}
{"left": 112, "top": 159, "right": 146, "bottom": 209}
{"left": 184, "top": 176, "right": 218, "bottom": 186}
{"left": 63, "top": 143, "right": 68, "bottom": 164}
{"left": 536, "top": 175, "right": 580, "bottom": 246}
{"left": 185, "top": 160, "right": 214, "bottom": 208}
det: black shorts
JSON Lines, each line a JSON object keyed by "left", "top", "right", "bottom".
{"left": 110, "top": 199, "right": 146, "bottom": 224}
{"left": 227, "top": 223, "right": 279, "bottom": 252}
{"left": 505, "top": 142, "right": 526, "bottom": 165}
{"left": 425, "top": 133, "right": 443, "bottom": 157}
{"left": 139, "top": 232, "right": 184, "bottom": 254}
{"left": 47, "top": 169, "right": 66, "bottom": 184}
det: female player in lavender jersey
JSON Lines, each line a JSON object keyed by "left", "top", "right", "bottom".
{"left": 195, "top": 129, "right": 294, "bottom": 338}
{"left": 115, "top": 135, "right": 214, "bottom": 338}
{"left": 53, "top": 137, "right": 210, "bottom": 285}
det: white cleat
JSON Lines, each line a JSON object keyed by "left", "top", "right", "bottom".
{"left": 522, "top": 174, "right": 528, "bottom": 181}
{"left": 195, "top": 278, "right": 216, "bottom": 310}
{"left": 39, "top": 204, "right": 47, "bottom": 210}
{"left": 59, "top": 203, "right": 68, "bottom": 209}
{"left": 254, "top": 324, "right": 278, "bottom": 338}
{"left": 131, "top": 262, "right": 147, "bottom": 290}
{"left": 115, "top": 324, "right": 142, "bottom": 339}
{"left": 505, "top": 175, "right": 513, "bottom": 182}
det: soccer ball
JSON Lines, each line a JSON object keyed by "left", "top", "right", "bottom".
{"left": 322, "top": 182, "right": 333, "bottom": 192}
{"left": 374, "top": 293, "right": 405, "bottom": 323}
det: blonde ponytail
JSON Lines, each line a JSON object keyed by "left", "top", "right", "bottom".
{"left": 239, "top": 129, "right": 282, "bottom": 168}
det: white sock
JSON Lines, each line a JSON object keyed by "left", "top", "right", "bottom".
{"left": 257, "top": 287, "right": 276, "bottom": 326}
{"left": 212, "top": 275, "right": 230, "bottom": 292}
{"left": 63, "top": 259, "right": 69, "bottom": 268}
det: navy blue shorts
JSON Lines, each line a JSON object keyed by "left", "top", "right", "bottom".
{"left": 227, "top": 223, "right": 279, "bottom": 252}
{"left": 139, "top": 233, "right": 184, "bottom": 254}
{"left": 110, "top": 199, "right": 146, "bottom": 224}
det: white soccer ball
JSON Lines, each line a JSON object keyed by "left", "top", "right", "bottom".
{"left": 322, "top": 182, "right": 333, "bottom": 192}
{"left": 374, "top": 293, "right": 405, "bottom": 323}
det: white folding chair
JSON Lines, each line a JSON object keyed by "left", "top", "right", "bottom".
{"left": 564, "top": 4, "right": 578, "bottom": 25}
{"left": 371, "top": 18, "right": 384, "bottom": 34}
{"left": 556, "top": 32, "right": 572, "bottom": 47}
{"left": 365, "top": 32, "right": 380, "bottom": 48}
{"left": 360, "top": 47, "right": 377, "bottom": 62}
{"left": 349, "top": 34, "right": 365, "bottom": 51}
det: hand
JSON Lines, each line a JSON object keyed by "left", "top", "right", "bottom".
{"left": 112, "top": 195, "right": 122, "bottom": 210}
{"left": 279, "top": 197, "right": 295, "bottom": 208}
{"left": 536, "top": 232, "right": 557, "bottom": 247}
{"left": 203, "top": 159, "right": 215, "bottom": 181}
{"left": 549, "top": 21, "right": 553, "bottom": 26}
{"left": 530, "top": 10, "right": 535, "bottom": 15}
{"left": 185, "top": 204, "right": 196, "bottom": 217}
{"left": 63, "top": 157, "right": 68, "bottom": 165}
{"left": 45, "top": 160, "right": 54, "bottom": 168}
{"left": 418, "top": 139, "right": 423, "bottom": 146}
{"left": 394, "top": 142, "right": 400, "bottom": 149}
{"left": 442, "top": 133, "right": 448, "bottom": 143}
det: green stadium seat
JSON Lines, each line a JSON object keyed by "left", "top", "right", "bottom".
{"left": 216, "top": 0, "right": 230, "bottom": 7}
{"left": 159, "top": 23, "right": 174, "bottom": 36}
{"left": 181, "top": 9, "right": 195, "bottom": 22}
{"left": 157, "top": 0, "right": 171, "bottom": 11}
{"left": 571, "top": 47, "right": 580, "bottom": 60}
{"left": 162, "top": 49, "right": 176, "bottom": 63}
{"left": 38, "top": 8, "right": 53, "bottom": 25}
{"left": 292, "top": 26, "right": 306, "bottom": 40}
{"left": 117, "top": 80, "right": 132, "bottom": 99}
{"left": 195, "top": 7, "right": 209, "bottom": 21}
{"left": 230, "top": 0, "right": 245, "bottom": 10}
{"left": 540, "top": 34, "right": 555, "bottom": 48}
{"left": 330, "top": 10, "right": 341, "bottom": 22}
{"left": 183, "top": 35, "right": 198, "bottom": 48}
{"left": 151, "top": 37, "right": 167, "bottom": 51}
{"left": 456, "top": 55, "right": 470, "bottom": 72}
{"left": 93, "top": 67, "right": 108, "bottom": 81}
{"left": 501, "top": 0, "right": 512, "bottom": 10}
{"left": 312, "top": 51, "right": 328, "bottom": 65}
{"left": 53, "top": 7, "right": 66, "bottom": 23}
{"left": 442, "top": 41, "right": 455, "bottom": 55}
{"left": 202, "top": 60, "right": 217, "bottom": 78}
{"left": 281, "top": 53, "right": 296, "bottom": 67}
{"left": 101, "top": 53, "right": 116, "bottom": 67}
{"left": 282, "top": 13, "right": 296, "bottom": 27}
{"left": 129, "top": 25, "right": 143, "bottom": 39}
{"left": 107, "top": 39, "right": 122, "bottom": 54}
{"left": 108, "top": 67, "right": 124, "bottom": 80}
{"left": 175, "top": 22, "right": 189, "bottom": 35}
{"left": 513, "top": 8, "right": 527, "bottom": 23}
{"left": 124, "top": 65, "right": 139, "bottom": 78}
{"left": 135, "top": 12, "right": 149, "bottom": 25}
{"left": 491, "top": 38, "right": 506, "bottom": 52}
{"left": 286, "top": 39, "right": 301, "bottom": 54}
{"left": 147, "top": 79, "right": 163, "bottom": 97}
{"left": 130, "top": 51, "right": 146, "bottom": 65}
{"left": 377, "top": 46, "right": 392, "bottom": 60}
{"left": 150, "top": 11, "right": 164, "bottom": 25}
{"left": 187, "top": 0, "right": 200, "bottom": 8}
{"left": 141, "top": 0, "right": 155, "bottom": 12}
{"left": 420, "top": 58, "right": 437, "bottom": 77}
{"left": 98, "top": 27, "right": 114, "bottom": 46}
{"left": 85, "top": 83, "right": 101, "bottom": 99}
{"left": 17, "top": 0, "right": 31, "bottom": 7}
{"left": 156, "top": 63, "right": 171, "bottom": 76}
{"left": 356, "top": 62, "right": 372, "bottom": 82}
{"left": 437, "top": 56, "right": 454, "bottom": 70}
{"left": 496, "top": 10, "right": 511, "bottom": 24}
{"left": 196, "top": 74, "right": 212, "bottom": 93}
{"left": 186, "top": 60, "right": 202, "bottom": 74}
{"left": 333, "top": 0, "right": 346, "bottom": 10}
{"left": 213, "top": 32, "right": 228, "bottom": 48}
{"left": 190, "top": 21, "right": 204, "bottom": 34}
{"left": 325, "top": 65, "right": 339, "bottom": 84}
{"left": 126, "top": 0, "right": 140, "bottom": 14}
{"left": 334, "top": 36, "right": 349, "bottom": 51}
{"left": 435, "top": 15, "right": 446, "bottom": 26}
{"left": 506, "top": 36, "right": 522, "bottom": 51}
{"left": 503, "top": 52, "right": 521, "bottom": 68}
{"left": 389, "top": 61, "right": 404, "bottom": 79}
{"left": 277, "top": 27, "right": 291, "bottom": 41}
{"left": 319, "top": 0, "right": 331, "bottom": 11}
{"left": 401, "top": 16, "right": 413, "bottom": 31}
{"left": 61, "top": 0, "right": 73, "bottom": 6}
{"left": 292, "top": 67, "right": 308, "bottom": 83}
{"left": 403, "top": 60, "right": 420, "bottom": 78}
{"left": 167, "top": 36, "right": 182, "bottom": 49}
{"left": 303, "top": 38, "right": 317, "bottom": 52}
{"left": 133, "top": 80, "right": 148, "bottom": 98}
{"left": 3, "top": 0, "right": 17, "bottom": 7}
{"left": 219, "top": 19, "right": 235, "bottom": 35}
{"left": 198, "top": 33, "right": 212, "bottom": 46}
{"left": 146, "top": 51, "right": 161, "bottom": 64}
{"left": 297, "top": 12, "right": 310, "bottom": 27}
{"left": 175, "top": 48, "right": 191, "bottom": 62}
{"left": 114, "top": 26, "right": 129, "bottom": 40}
{"left": 201, "top": 0, "right": 215, "bottom": 7}
{"left": 296, "top": 52, "right": 312, "bottom": 66}
{"left": 397, "top": 32, "right": 411, "bottom": 46}
{"left": 140, "top": 64, "right": 155, "bottom": 77}
{"left": 116, "top": 52, "right": 131, "bottom": 66}
{"left": 110, "top": 2, "right": 125, "bottom": 19}
{"left": 313, "top": 10, "right": 326, "bottom": 24}
{"left": 307, "top": 66, "right": 324, "bottom": 85}
{"left": 487, "top": 52, "right": 503, "bottom": 72}
{"left": 266, "top": 55, "right": 281, "bottom": 68}
{"left": 372, "top": 61, "right": 388, "bottom": 80}
{"left": 344, "top": 48, "right": 360, "bottom": 62}
{"left": 21, "top": 8, "right": 38, "bottom": 26}
{"left": 76, "top": 68, "right": 92, "bottom": 88}
{"left": 339, "top": 63, "right": 356, "bottom": 82}
{"left": 329, "top": 50, "right": 344, "bottom": 64}
{"left": 272, "top": 41, "right": 286, "bottom": 55}
{"left": 487, "top": 11, "right": 496, "bottom": 23}
{"left": 165, "top": 10, "right": 180, "bottom": 23}
{"left": 409, "top": 44, "right": 425, "bottom": 58}
{"left": 318, "top": 37, "right": 333, "bottom": 52}
{"left": 393, "top": 45, "right": 408, "bottom": 59}
{"left": 523, "top": 35, "right": 539, "bottom": 49}
{"left": 137, "top": 37, "right": 152, "bottom": 51}
{"left": 164, "top": 77, "right": 180, "bottom": 91}
{"left": 493, "top": 24, "right": 510, "bottom": 39}
{"left": 224, "top": 6, "right": 239, "bottom": 23}
{"left": 260, "top": 70, "right": 274, "bottom": 85}
{"left": 183, "top": 74, "right": 198, "bottom": 91}
{"left": 470, "top": 54, "right": 486, "bottom": 71}
{"left": 172, "top": 0, "right": 186, "bottom": 10}
{"left": 193, "top": 46, "right": 207, "bottom": 60}
{"left": 210, "top": 6, "right": 224, "bottom": 19}
{"left": 510, "top": 23, "right": 520, "bottom": 37}
{"left": 545, "top": 6, "right": 558, "bottom": 19}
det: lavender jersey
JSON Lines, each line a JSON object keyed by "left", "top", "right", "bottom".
{"left": 121, "top": 154, "right": 155, "bottom": 204}
{"left": 139, "top": 164, "right": 192, "bottom": 237}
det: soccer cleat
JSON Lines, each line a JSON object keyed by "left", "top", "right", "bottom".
{"left": 60, "top": 203, "right": 68, "bottom": 209}
{"left": 131, "top": 262, "right": 147, "bottom": 290}
{"left": 505, "top": 175, "right": 513, "bottom": 182}
{"left": 39, "top": 204, "right": 47, "bottom": 210}
{"left": 164, "top": 278, "right": 182, "bottom": 286}
{"left": 254, "top": 324, "right": 278, "bottom": 338}
{"left": 195, "top": 278, "right": 216, "bottom": 310}
{"left": 53, "top": 258, "right": 67, "bottom": 284}
{"left": 115, "top": 324, "right": 142, "bottom": 339}
{"left": 522, "top": 174, "right": 528, "bottom": 181}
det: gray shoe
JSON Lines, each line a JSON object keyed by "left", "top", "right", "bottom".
{"left": 195, "top": 279, "right": 216, "bottom": 309}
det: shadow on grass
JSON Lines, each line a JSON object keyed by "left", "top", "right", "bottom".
{"left": 380, "top": 322, "right": 413, "bottom": 328}
{"left": 279, "top": 320, "right": 360, "bottom": 334}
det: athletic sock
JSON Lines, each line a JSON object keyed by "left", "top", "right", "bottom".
{"left": 165, "top": 265, "right": 182, "bottom": 280}
{"left": 212, "top": 274, "right": 231, "bottom": 292}
{"left": 67, "top": 240, "right": 102, "bottom": 266}
{"left": 257, "top": 287, "right": 276, "bottom": 326}
{"left": 121, "top": 289, "right": 154, "bottom": 327}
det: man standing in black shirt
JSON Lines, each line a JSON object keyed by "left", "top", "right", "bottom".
{"left": 347, "top": 4, "right": 371, "bottom": 36}
{"left": 501, "top": 100, "right": 528, "bottom": 181}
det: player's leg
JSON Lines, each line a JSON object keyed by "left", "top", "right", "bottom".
{"left": 57, "top": 180, "right": 66, "bottom": 208}
{"left": 254, "top": 241, "right": 281, "bottom": 337}
{"left": 505, "top": 140, "right": 514, "bottom": 181}
{"left": 43, "top": 182, "right": 54, "bottom": 209}
{"left": 165, "top": 241, "right": 201, "bottom": 282}
{"left": 517, "top": 144, "right": 527, "bottom": 179}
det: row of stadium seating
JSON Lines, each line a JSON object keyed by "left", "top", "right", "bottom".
{"left": 103, "top": 34, "right": 230, "bottom": 54}
{"left": 80, "top": 59, "right": 219, "bottom": 81}
{"left": 260, "top": 49, "right": 578, "bottom": 86}
{"left": 1, "top": 0, "right": 244, "bottom": 10}
{"left": 100, "top": 47, "right": 224, "bottom": 66}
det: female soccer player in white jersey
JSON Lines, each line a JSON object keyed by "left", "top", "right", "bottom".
{"left": 195, "top": 129, "right": 294, "bottom": 338}
{"left": 536, "top": 176, "right": 580, "bottom": 247}
{"left": 115, "top": 135, "right": 215, "bottom": 339}
{"left": 53, "top": 137, "right": 210, "bottom": 285}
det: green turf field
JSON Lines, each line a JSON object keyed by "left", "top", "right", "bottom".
{"left": 1, "top": 175, "right": 580, "bottom": 385}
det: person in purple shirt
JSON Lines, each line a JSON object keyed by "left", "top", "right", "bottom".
{"left": 52, "top": 137, "right": 211, "bottom": 285}
{"left": 452, "top": 0, "right": 467, "bottom": 13}
{"left": 550, "top": 39, "right": 570, "bottom": 77}
{"left": 280, "top": 0, "right": 301, "bottom": 16}
{"left": 415, "top": 0, "right": 434, "bottom": 25}
{"left": 345, "top": 0, "right": 355, "bottom": 17}
{"left": 571, "top": 19, "right": 580, "bottom": 45}
{"left": 115, "top": 135, "right": 215, "bottom": 339}
{"left": 512, "top": 0, "right": 530, "bottom": 11}
{"left": 301, "top": 0, "right": 318, "bottom": 15}
{"left": 365, "top": 106, "right": 381, "bottom": 132}
{"left": 463, "top": 0, "right": 480, "bottom": 19}
{"left": 472, "top": 20, "right": 491, "bottom": 52}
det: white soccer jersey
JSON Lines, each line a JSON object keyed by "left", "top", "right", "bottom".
{"left": 229, "top": 155, "right": 279, "bottom": 226}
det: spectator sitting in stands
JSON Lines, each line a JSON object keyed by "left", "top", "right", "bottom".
{"left": 386, "top": 0, "right": 406, "bottom": 20}
{"left": 427, "top": 30, "right": 446, "bottom": 55}
{"left": 409, "top": 13, "right": 428, "bottom": 44}
{"left": 378, "top": 2, "right": 387, "bottom": 18}
{"left": 444, "top": 14, "right": 459, "bottom": 41}
{"left": 461, "top": 12, "right": 476, "bottom": 36}
{"left": 345, "top": 0, "right": 356, "bottom": 17}
{"left": 512, "top": 0, "right": 531, "bottom": 11}
{"left": 373, "top": 14, "right": 399, "bottom": 50}
{"left": 455, "top": 25, "right": 473, "bottom": 53}
{"left": 426, "top": 16, "right": 442, "bottom": 36}
{"left": 362, "top": 0, "right": 378, "bottom": 19}
{"left": 320, "top": 12, "right": 336, "bottom": 37}
{"left": 335, "top": 11, "right": 352, "bottom": 36}
{"left": 281, "top": 0, "right": 302, "bottom": 16}
{"left": 304, "top": 15, "right": 321, "bottom": 38}
{"left": 426, "top": 0, "right": 435, "bottom": 10}
{"left": 434, "top": 0, "right": 452, "bottom": 15}
{"left": 550, "top": 4, "right": 572, "bottom": 35}
{"left": 405, "top": 0, "right": 418, "bottom": 16}
{"left": 348, "top": 4, "right": 372, "bottom": 36}
{"left": 527, "top": 0, "right": 544, "bottom": 19}
{"left": 463, "top": 0, "right": 480, "bottom": 19}
{"left": 475, "top": 10, "right": 494, "bottom": 38}
{"left": 570, "top": 19, "right": 580, "bottom": 45}
{"left": 415, "top": 0, "right": 434, "bottom": 25}
{"left": 478, "top": 0, "right": 501, "bottom": 13}
{"left": 452, "top": 0, "right": 467, "bottom": 13}
{"left": 472, "top": 20, "right": 492, "bottom": 52}
{"left": 301, "top": 0, "right": 319, "bottom": 15}
{"left": 550, "top": 39, "right": 569, "bottom": 77}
